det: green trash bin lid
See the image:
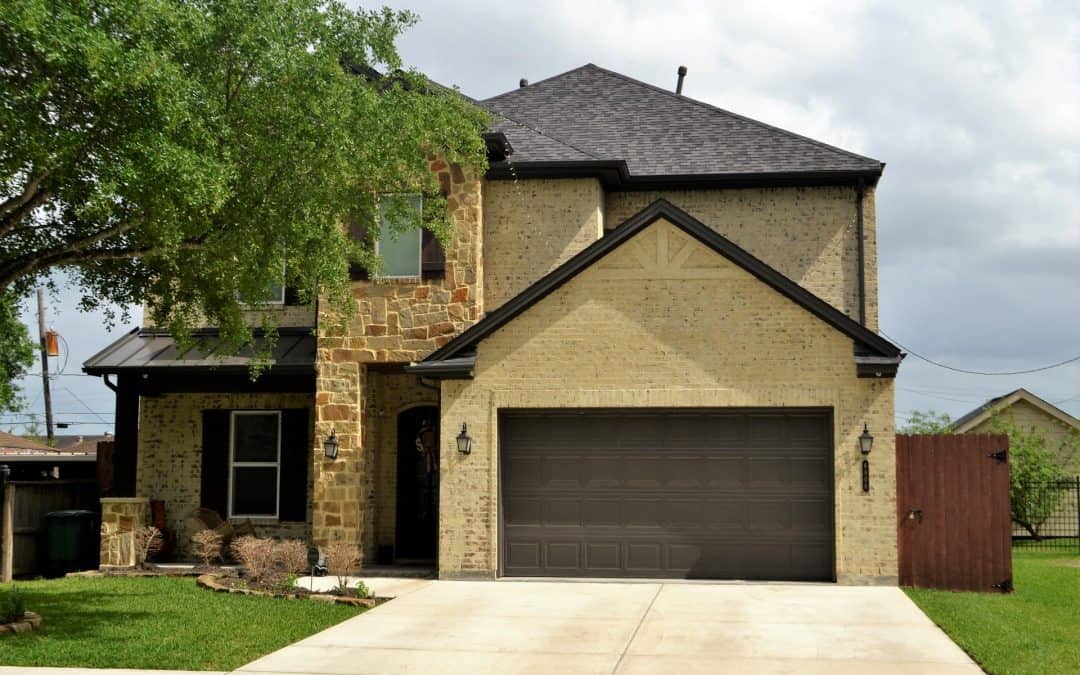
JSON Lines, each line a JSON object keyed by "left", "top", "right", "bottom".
{"left": 45, "top": 509, "right": 96, "bottom": 519}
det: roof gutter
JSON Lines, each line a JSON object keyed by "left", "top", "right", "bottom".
{"left": 486, "top": 160, "right": 883, "bottom": 191}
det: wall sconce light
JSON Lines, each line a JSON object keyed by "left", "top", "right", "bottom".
{"left": 859, "top": 423, "right": 874, "bottom": 455}
{"left": 323, "top": 428, "right": 339, "bottom": 460}
{"left": 859, "top": 423, "right": 873, "bottom": 492}
{"left": 456, "top": 423, "right": 472, "bottom": 455}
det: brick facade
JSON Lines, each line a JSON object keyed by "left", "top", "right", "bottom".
{"left": 136, "top": 392, "right": 313, "bottom": 556}
{"left": 605, "top": 186, "right": 879, "bottom": 329}
{"left": 438, "top": 219, "right": 897, "bottom": 583}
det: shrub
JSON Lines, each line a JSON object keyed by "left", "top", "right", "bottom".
{"left": 274, "top": 539, "right": 309, "bottom": 577}
{"left": 134, "top": 526, "right": 163, "bottom": 566}
{"left": 323, "top": 542, "right": 359, "bottom": 594}
{"left": 0, "top": 585, "right": 26, "bottom": 623}
{"left": 191, "top": 529, "right": 223, "bottom": 569}
{"left": 231, "top": 536, "right": 278, "bottom": 585}
{"left": 353, "top": 580, "right": 371, "bottom": 599}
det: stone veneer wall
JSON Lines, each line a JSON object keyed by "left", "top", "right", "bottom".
{"left": 438, "top": 219, "right": 896, "bottom": 583}
{"left": 605, "top": 186, "right": 879, "bottom": 329}
{"left": 136, "top": 392, "right": 313, "bottom": 557}
{"left": 312, "top": 162, "right": 483, "bottom": 553}
{"left": 99, "top": 498, "right": 148, "bottom": 567}
{"left": 483, "top": 178, "right": 604, "bottom": 310}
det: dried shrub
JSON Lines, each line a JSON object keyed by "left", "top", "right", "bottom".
{"left": 231, "top": 536, "right": 278, "bottom": 585}
{"left": 134, "top": 526, "right": 162, "bottom": 567}
{"left": 274, "top": 539, "right": 309, "bottom": 577}
{"left": 323, "top": 542, "right": 360, "bottom": 593}
{"left": 191, "top": 529, "right": 224, "bottom": 569}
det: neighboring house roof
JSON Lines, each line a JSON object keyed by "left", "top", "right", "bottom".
{"left": 481, "top": 63, "right": 884, "bottom": 188}
{"left": 409, "top": 199, "right": 902, "bottom": 379}
{"left": 52, "top": 434, "right": 110, "bottom": 451}
{"left": 950, "top": 388, "right": 1080, "bottom": 434}
{"left": 0, "top": 430, "right": 96, "bottom": 462}
{"left": 83, "top": 327, "right": 315, "bottom": 375}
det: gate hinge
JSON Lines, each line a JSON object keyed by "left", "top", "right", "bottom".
{"left": 987, "top": 450, "right": 1008, "bottom": 463}
{"left": 992, "top": 577, "right": 1013, "bottom": 592}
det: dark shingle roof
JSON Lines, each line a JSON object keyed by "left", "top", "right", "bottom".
{"left": 482, "top": 64, "right": 883, "bottom": 182}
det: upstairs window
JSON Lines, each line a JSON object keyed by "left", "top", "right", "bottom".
{"left": 376, "top": 194, "right": 423, "bottom": 278}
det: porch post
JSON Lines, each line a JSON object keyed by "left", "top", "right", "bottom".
{"left": 111, "top": 373, "right": 140, "bottom": 497}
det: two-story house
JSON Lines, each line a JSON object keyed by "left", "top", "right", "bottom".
{"left": 84, "top": 64, "right": 902, "bottom": 584}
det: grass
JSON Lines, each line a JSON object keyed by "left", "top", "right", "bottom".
{"left": 906, "top": 549, "right": 1080, "bottom": 675}
{"left": 0, "top": 576, "right": 361, "bottom": 671}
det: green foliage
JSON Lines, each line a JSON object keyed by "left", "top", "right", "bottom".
{"left": 0, "top": 0, "right": 488, "bottom": 362}
{"left": 990, "top": 416, "right": 1075, "bottom": 538}
{"left": 0, "top": 293, "right": 35, "bottom": 413}
{"left": 1, "top": 584, "right": 28, "bottom": 622}
{"left": 353, "top": 580, "right": 370, "bottom": 599}
{"left": 898, "top": 409, "right": 953, "bottom": 435}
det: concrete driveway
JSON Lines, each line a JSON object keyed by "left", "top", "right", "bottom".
{"left": 234, "top": 580, "right": 981, "bottom": 675}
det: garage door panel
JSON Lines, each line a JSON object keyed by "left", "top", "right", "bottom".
{"left": 501, "top": 410, "right": 834, "bottom": 580}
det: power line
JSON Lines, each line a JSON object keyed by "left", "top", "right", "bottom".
{"left": 881, "top": 330, "right": 1080, "bottom": 376}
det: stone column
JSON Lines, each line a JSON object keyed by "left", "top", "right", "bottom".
{"left": 99, "top": 497, "right": 148, "bottom": 568}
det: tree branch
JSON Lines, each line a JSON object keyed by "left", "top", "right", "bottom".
{"left": 0, "top": 173, "right": 49, "bottom": 238}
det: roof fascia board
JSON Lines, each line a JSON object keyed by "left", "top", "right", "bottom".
{"left": 486, "top": 161, "right": 883, "bottom": 190}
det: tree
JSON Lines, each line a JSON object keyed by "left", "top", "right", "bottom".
{"left": 0, "top": 293, "right": 35, "bottom": 412}
{"left": 990, "top": 416, "right": 1076, "bottom": 539}
{"left": 898, "top": 409, "right": 952, "bottom": 435}
{"left": 0, "top": 0, "right": 487, "bottom": 357}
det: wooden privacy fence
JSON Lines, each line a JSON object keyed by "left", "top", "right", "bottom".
{"left": 896, "top": 434, "right": 1012, "bottom": 592}
{"left": 1, "top": 479, "right": 99, "bottom": 581}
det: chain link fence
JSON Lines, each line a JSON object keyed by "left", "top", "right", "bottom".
{"left": 1012, "top": 477, "right": 1080, "bottom": 553}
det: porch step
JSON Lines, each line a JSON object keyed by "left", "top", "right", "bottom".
{"left": 355, "top": 565, "right": 435, "bottom": 579}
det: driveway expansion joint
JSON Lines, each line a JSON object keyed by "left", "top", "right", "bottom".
{"left": 610, "top": 583, "right": 663, "bottom": 674}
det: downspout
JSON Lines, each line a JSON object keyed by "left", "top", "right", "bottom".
{"left": 856, "top": 178, "right": 867, "bottom": 326}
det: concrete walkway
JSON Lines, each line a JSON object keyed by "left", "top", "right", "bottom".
{"left": 234, "top": 580, "right": 982, "bottom": 675}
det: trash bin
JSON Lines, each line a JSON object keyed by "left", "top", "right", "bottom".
{"left": 44, "top": 510, "right": 98, "bottom": 576}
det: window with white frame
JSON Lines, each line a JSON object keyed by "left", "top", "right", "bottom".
{"left": 237, "top": 257, "right": 286, "bottom": 305}
{"left": 375, "top": 193, "right": 423, "bottom": 278}
{"left": 229, "top": 411, "right": 281, "bottom": 518}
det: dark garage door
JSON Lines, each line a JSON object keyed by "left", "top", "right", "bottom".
{"left": 500, "top": 409, "right": 834, "bottom": 580}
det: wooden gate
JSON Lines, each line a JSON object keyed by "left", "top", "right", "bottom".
{"left": 896, "top": 434, "right": 1012, "bottom": 592}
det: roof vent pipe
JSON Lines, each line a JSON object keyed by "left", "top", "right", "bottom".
{"left": 519, "top": 78, "right": 528, "bottom": 88}
{"left": 675, "top": 65, "right": 688, "bottom": 95}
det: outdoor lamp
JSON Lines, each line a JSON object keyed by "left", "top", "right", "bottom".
{"left": 456, "top": 423, "right": 472, "bottom": 455}
{"left": 859, "top": 423, "right": 874, "bottom": 455}
{"left": 323, "top": 429, "right": 339, "bottom": 460}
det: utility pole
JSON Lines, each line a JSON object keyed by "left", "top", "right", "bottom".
{"left": 36, "top": 288, "right": 54, "bottom": 443}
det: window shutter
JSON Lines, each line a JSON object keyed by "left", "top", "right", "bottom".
{"left": 279, "top": 408, "right": 311, "bottom": 522}
{"left": 421, "top": 228, "right": 446, "bottom": 279}
{"left": 348, "top": 218, "right": 371, "bottom": 281}
{"left": 200, "top": 410, "right": 230, "bottom": 517}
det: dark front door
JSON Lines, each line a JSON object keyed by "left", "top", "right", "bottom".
{"left": 500, "top": 409, "right": 835, "bottom": 580}
{"left": 396, "top": 406, "right": 439, "bottom": 561}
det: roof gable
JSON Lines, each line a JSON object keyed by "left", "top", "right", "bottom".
{"left": 410, "top": 199, "right": 901, "bottom": 378}
{"left": 482, "top": 64, "right": 884, "bottom": 185}
{"left": 951, "top": 388, "right": 1080, "bottom": 434}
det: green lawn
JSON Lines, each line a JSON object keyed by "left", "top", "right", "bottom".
{"left": 906, "top": 550, "right": 1080, "bottom": 675}
{"left": 0, "top": 576, "right": 361, "bottom": 671}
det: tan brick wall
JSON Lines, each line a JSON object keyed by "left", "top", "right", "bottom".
{"left": 136, "top": 392, "right": 313, "bottom": 558}
{"left": 439, "top": 218, "right": 896, "bottom": 583}
{"left": 605, "top": 186, "right": 879, "bottom": 329}
{"left": 483, "top": 178, "right": 604, "bottom": 310}
{"left": 312, "top": 162, "right": 482, "bottom": 552}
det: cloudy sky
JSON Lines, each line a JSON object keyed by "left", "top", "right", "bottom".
{"left": 7, "top": 0, "right": 1079, "bottom": 435}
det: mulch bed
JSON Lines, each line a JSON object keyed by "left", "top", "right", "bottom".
{"left": 0, "top": 611, "right": 42, "bottom": 636}
{"left": 197, "top": 573, "right": 386, "bottom": 608}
